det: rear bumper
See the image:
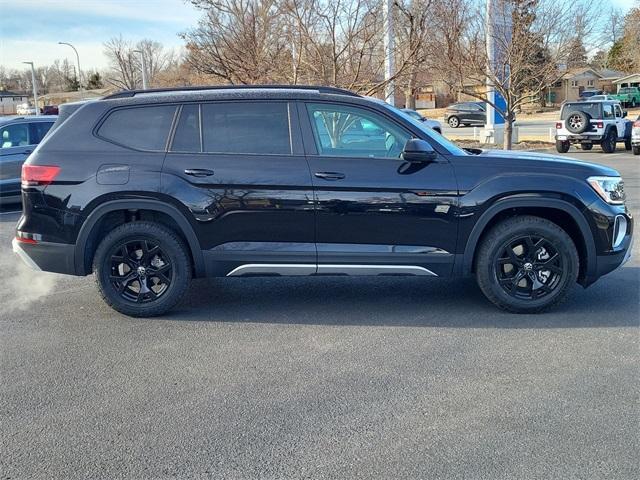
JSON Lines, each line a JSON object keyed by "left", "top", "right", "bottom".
{"left": 12, "top": 238, "right": 77, "bottom": 275}
{"left": 555, "top": 134, "right": 603, "bottom": 142}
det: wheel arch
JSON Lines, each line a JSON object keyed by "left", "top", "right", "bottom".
{"left": 461, "top": 197, "right": 597, "bottom": 286}
{"left": 75, "top": 199, "right": 205, "bottom": 277}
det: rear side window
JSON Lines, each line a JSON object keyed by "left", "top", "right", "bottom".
{"left": 98, "top": 105, "right": 177, "bottom": 151}
{"left": 29, "top": 122, "right": 54, "bottom": 144}
{"left": 201, "top": 102, "right": 291, "bottom": 155}
{"left": 0, "top": 123, "right": 30, "bottom": 148}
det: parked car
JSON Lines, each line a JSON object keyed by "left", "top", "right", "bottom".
{"left": 632, "top": 116, "right": 640, "bottom": 155}
{"left": 13, "top": 85, "right": 632, "bottom": 317}
{"left": 16, "top": 103, "right": 37, "bottom": 116}
{"left": 444, "top": 102, "right": 486, "bottom": 128}
{"left": 1, "top": 115, "right": 56, "bottom": 204}
{"left": 587, "top": 95, "right": 618, "bottom": 102}
{"left": 399, "top": 108, "right": 442, "bottom": 134}
{"left": 578, "top": 89, "right": 604, "bottom": 99}
{"left": 42, "top": 105, "right": 59, "bottom": 115}
{"left": 610, "top": 87, "right": 640, "bottom": 108}
{"left": 555, "top": 100, "right": 632, "bottom": 153}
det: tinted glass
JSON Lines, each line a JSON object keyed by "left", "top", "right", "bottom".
{"left": 98, "top": 105, "right": 176, "bottom": 151}
{"left": 171, "top": 104, "right": 201, "bottom": 152}
{"left": 201, "top": 102, "right": 291, "bottom": 155}
{"left": 561, "top": 103, "right": 602, "bottom": 119}
{"left": 306, "top": 103, "right": 411, "bottom": 158}
{"left": 0, "top": 123, "right": 30, "bottom": 148}
{"left": 29, "top": 122, "right": 54, "bottom": 144}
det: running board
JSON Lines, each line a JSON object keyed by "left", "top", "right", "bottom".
{"left": 226, "top": 264, "right": 437, "bottom": 277}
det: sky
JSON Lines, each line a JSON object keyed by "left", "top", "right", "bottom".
{"left": 0, "top": 0, "right": 637, "bottom": 72}
{"left": 0, "top": 0, "right": 201, "bottom": 71}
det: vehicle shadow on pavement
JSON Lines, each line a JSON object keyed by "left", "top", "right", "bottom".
{"left": 166, "top": 266, "right": 640, "bottom": 329}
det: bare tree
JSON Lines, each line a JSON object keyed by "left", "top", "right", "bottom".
{"left": 430, "top": 0, "right": 601, "bottom": 149}
{"left": 104, "top": 36, "right": 173, "bottom": 89}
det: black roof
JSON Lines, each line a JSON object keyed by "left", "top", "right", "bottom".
{"left": 103, "top": 84, "right": 359, "bottom": 100}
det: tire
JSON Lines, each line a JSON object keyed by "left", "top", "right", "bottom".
{"left": 625, "top": 138, "right": 632, "bottom": 151}
{"left": 601, "top": 129, "right": 617, "bottom": 153}
{"left": 580, "top": 143, "right": 593, "bottom": 150}
{"left": 565, "top": 111, "right": 591, "bottom": 133}
{"left": 448, "top": 116, "right": 460, "bottom": 128}
{"left": 475, "top": 216, "right": 579, "bottom": 313}
{"left": 633, "top": 145, "right": 640, "bottom": 155}
{"left": 93, "top": 221, "right": 192, "bottom": 317}
{"left": 555, "top": 140, "right": 570, "bottom": 153}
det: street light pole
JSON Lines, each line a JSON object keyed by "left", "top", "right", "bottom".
{"left": 133, "top": 50, "right": 149, "bottom": 90}
{"left": 383, "top": 0, "right": 395, "bottom": 106}
{"left": 22, "top": 62, "right": 38, "bottom": 115}
{"left": 58, "top": 42, "right": 84, "bottom": 99}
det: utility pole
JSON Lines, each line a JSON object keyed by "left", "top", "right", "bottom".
{"left": 22, "top": 62, "right": 38, "bottom": 114}
{"left": 383, "top": 0, "right": 395, "bottom": 106}
{"left": 58, "top": 42, "right": 84, "bottom": 99}
{"left": 133, "top": 50, "right": 149, "bottom": 90}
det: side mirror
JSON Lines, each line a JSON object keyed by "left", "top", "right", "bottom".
{"left": 622, "top": 110, "right": 628, "bottom": 118}
{"left": 401, "top": 139, "right": 438, "bottom": 163}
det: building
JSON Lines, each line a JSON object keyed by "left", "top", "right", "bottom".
{"left": 545, "top": 68, "right": 626, "bottom": 105}
{"left": 613, "top": 73, "right": 640, "bottom": 90}
{"left": 0, "top": 90, "right": 30, "bottom": 115}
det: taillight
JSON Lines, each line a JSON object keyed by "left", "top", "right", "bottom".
{"left": 555, "top": 122, "right": 562, "bottom": 129}
{"left": 596, "top": 121, "right": 604, "bottom": 129}
{"left": 21, "top": 165, "right": 60, "bottom": 187}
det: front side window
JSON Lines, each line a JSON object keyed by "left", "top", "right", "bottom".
{"left": 201, "top": 102, "right": 291, "bottom": 155}
{"left": 614, "top": 105, "right": 622, "bottom": 118}
{"left": 306, "top": 103, "right": 410, "bottom": 158}
{"left": 0, "top": 123, "right": 30, "bottom": 148}
{"left": 98, "top": 105, "right": 177, "bottom": 151}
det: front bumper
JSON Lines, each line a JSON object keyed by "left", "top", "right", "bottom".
{"left": 12, "top": 238, "right": 77, "bottom": 275}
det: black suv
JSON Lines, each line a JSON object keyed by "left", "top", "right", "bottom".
{"left": 13, "top": 86, "right": 633, "bottom": 317}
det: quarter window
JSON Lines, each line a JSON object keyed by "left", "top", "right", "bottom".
{"left": 306, "top": 103, "right": 411, "bottom": 158}
{"left": 171, "top": 104, "right": 201, "bottom": 152}
{"left": 98, "top": 105, "right": 177, "bottom": 151}
{"left": 201, "top": 102, "right": 291, "bottom": 155}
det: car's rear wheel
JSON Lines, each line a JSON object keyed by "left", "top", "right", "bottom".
{"left": 601, "top": 129, "right": 617, "bottom": 153}
{"left": 580, "top": 143, "right": 593, "bottom": 150}
{"left": 633, "top": 145, "right": 640, "bottom": 155}
{"left": 448, "top": 116, "right": 460, "bottom": 128}
{"left": 93, "top": 222, "right": 191, "bottom": 317}
{"left": 556, "top": 140, "right": 570, "bottom": 153}
{"left": 475, "top": 216, "right": 578, "bottom": 313}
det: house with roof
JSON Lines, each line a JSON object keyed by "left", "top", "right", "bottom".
{"left": 545, "top": 68, "right": 626, "bottom": 105}
{"left": 0, "top": 90, "right": 29, "bottom": 115}
{"left": 613, "top": 73, "right": 640, "bottom": 90}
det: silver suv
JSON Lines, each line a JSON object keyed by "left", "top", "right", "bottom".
{"left": 555, "top": 101, "right": 632, "bottom": 153}
{"left": 0, "top": 115, "right": 56, "bottom": 204}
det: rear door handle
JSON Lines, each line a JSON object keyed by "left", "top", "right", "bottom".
{"left": 314, "top": 172, "right": 345, "bottom": 181}
{"left": 184, "top": 168, "right": 214, "bottom": 177}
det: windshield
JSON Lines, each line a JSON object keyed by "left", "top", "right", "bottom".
{"left": 373, "top": 101, "right": 468, "bottom": 156}
{"left": 561, "top": 102, "right": 602, "bottom": 119}
{"left": 619, "top": 87, "right": 634, "bottom": 94}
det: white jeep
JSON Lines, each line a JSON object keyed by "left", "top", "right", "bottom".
{"left": 555, "top": 100, "right": 632, "bottom": 153}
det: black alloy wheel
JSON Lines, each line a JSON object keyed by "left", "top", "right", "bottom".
{"left": 494, "top": 235, "right": 563, "bottom": 301}
{"left": 601, "top": 130, "right": 617, "bottom": 153}
{"left": 109, "top": 239, "right": 172, "bottom": 303}
{"left": 93, "top": 222, "right": 191, "bottom": 317}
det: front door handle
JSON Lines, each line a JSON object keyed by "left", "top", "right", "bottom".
{"left": 314, "top": 171, "right": 345, "bottom": 181}
{"left": 184, "top": 168, "right": 214, "bottom": 177}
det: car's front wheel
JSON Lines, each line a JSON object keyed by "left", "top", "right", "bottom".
{"left": 580, "top": 143, "right": 593, "bottom": 150}
{"left": 475, "top": 216, "right": 579, "bottom": 313}
{"left": 625, "top": 138, "right": 632, "bottom": 151}
{"left": 633, "top": 145, "right": 640, "bottom": 155}
{"left": 93, "top": 222, "right": 191, "bottom": 317}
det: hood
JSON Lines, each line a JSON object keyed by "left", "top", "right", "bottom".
{"left": 475, "top": 149, "right": 620, "bottom": 177}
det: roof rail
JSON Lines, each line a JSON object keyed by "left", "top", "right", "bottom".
{"left": 103, "top": 84, "right": 360, "bottom": 99}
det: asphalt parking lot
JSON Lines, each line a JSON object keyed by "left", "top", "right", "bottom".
{"left": 1, "top": 149, "right": 638, "bottom": 479}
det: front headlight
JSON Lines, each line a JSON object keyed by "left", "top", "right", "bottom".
{"left": 587, "top": 176, "right": 625, "bottom": 205}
